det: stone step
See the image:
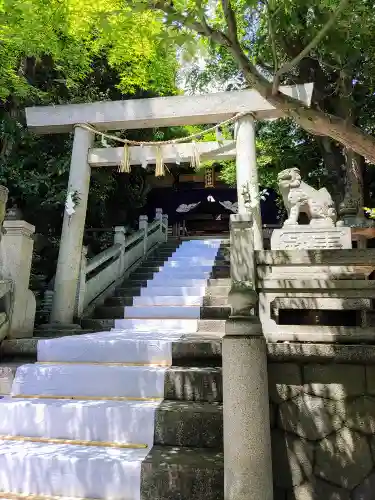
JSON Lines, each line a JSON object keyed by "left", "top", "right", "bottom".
{"left": 155, "top": 242, "right": 181, "bottom": 249}
{"left": 0, "top": 362, "right": 24, "bottom": 395}
{"left": 105, "top": 295, "right": 134, "bottom": 307}
{"left": 134, "top": 268, "right": 230, "bottom": 280}
{"left": 150, "top": 260, "right": 229, "bottom": 269}
{"left": 0, "top": 438, "right": 149, "bottom": 498}
{"left": 107, "top": 295, "right": 228, "bottom": 307}
{"left": 96, "top": 305, "right": 197, "bottom": 319}
{"left": 1, "top": 337, "right": 41, "bottom": 358}
{"left": 96, "top": 305, "right": 230, "bottom": 320}
{"left": 115, "top": 285, "right": 143, "bottom": 297}
{"left": 161, "top": 251, "right": 221, "bottom": 259}
{"left": 115, "top": 284, "right": 230, "bottom": 298}
{"left": 34, "top": 328, "right": 94, "bottom": 338}
{"left": 141, "top": 264, "right": 217, "bottom": 273}
{"left": 0, "top": 398, "right": 222, "bottom": 449}
{"left": 0, "top": 441, "right": 223, "bottom": 500}
{"left": 362, "top": 311, "right": 375, "bottom": 326}
{"left": 37, "top": 331, "right": 223, "bottom": 364}
{"left": 11, "top": 364, "right": 223, "bottom": 402}
{"left": 165, "top": 366, "right": 222, "bottom": 402}
{"left": 155, "top": 400, "right": 223, "bottom": 448}
{"left": 141, "top": 445, "right": 223, "bottom": 500}
{"left": 81, "top": 317, "right": 227, "bottom": 333}
{"left": 133, "top": 270, "right": 211, "bottom": 281}
{"left": 170, "top": 253, "right": 227, "bottom": 261}
{"left": 0, "top": 397, "right": 159, "bottom": 447}
{"left": 0, "top": 337, "right": 223, "bottom": 364}
{"left": 128, "top": 277, "right": 231, "bottom": 288}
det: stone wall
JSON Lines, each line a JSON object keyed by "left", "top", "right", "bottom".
{"left": 268, "top": 346, "right": 375, "bottom": 500}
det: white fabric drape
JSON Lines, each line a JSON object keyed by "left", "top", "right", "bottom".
{"left": 176, "top": 202, "right": 201, "bottom": 213}
{"left": 219, "top": 200, "right": 238, "bottom": 213}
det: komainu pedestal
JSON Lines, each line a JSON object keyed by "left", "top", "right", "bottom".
{"left": 271, "top": 226, "right": 352, "bottom": 250}
{"left": 264, "top": 170, "right": 361, "bottom": 336}
{"left": 272, "top": 167, "right": 351, "bottom": 250}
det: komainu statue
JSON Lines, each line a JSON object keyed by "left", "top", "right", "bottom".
{"left": 278, "top": 167, "right": 337, "bottom": 227}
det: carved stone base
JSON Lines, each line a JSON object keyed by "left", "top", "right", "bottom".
{"left": 271, "top": 226, "right": 352, "bottom": 250}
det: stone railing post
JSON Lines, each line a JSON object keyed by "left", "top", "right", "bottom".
{"left": 155, "top": 208, "right": 163, "bottom": 222}
{"left": 223, "top": 213, "right": 273, "bottom": 500}
{"left": 0, "top": 220, "right": 36, "bottom": 338}
{"left": 114, "top": 226, "right": 127, "bottom": 276}
{"left": 155, "top": 208, "right": 163, "bottom": 241}
{"left": 162, "top": 214, "right": 168, "bottom": 243}
{"left": 75, "top": 245, "right": 87, "bottom": 319}
{"left": 139, "top": 215, "right": 148, "bottom": 255}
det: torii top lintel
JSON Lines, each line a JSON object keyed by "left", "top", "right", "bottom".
{"left": 25, "top": 83, "right": 313, "bottom": 135}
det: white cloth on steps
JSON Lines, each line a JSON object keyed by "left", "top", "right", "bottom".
{"left": 0, "top": 238, "right": 223, "bottom": 499}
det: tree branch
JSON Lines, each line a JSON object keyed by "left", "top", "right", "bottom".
{"left": 221, "top": 0, "right": 238, "bottom": 43}
{"left": 150, "top": 0, "right": 263, "bottom": 86}
{"left": 265, "top": 0, "right": 278, "bottom": 73}
{"left": 151, "top": 0, "right": 230, "bottom": 46}
{"left": 272, "top": 0, "right": 349, "bottom": 94}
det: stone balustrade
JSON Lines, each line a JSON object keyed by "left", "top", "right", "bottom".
{"left": 75, "top": 210, "right": 168, "bottom": 319}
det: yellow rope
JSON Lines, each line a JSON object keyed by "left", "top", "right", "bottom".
{"left": 0, "top": 492, "right": 100, "bottom": 500}
{"left": 73, "top": 111, "right": 253, "bottom": 147}
{"left": 75, "top": 111, "right": 254, "bottom": 175}
{"left": 13, "top": 395, "right": 163, "bottom": 402}
{"left": 38, "top": 361, "right": 170, "bottom": 367}
{"left": 0, "top": 434, "right": 147, "bottom": 449}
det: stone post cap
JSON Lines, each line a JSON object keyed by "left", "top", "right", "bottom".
{"left": 155, "top": 208, "right": 163, "bottom": 218}
{"left": 139, "top": 215, "right": 148, "bottom": 230}
{"left": 114, "top": 226, "right": 126, "bottom": 234}
{"left": 230, "top": 213, "right": 253, "bottom": 227}
{"left": 3, "top": 220, "right": 35, "bottom": 237}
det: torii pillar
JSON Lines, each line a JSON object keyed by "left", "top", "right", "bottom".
{"left": 236, "top": 114, "right": 263, "bottom": 250}
{"left": 50, "top": 126, "right": 93, "bottom": 325}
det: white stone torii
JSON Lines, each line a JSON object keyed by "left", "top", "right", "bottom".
{"left": 26, "top": 82, "right": 313, "bottom": 500}
{"left": 25, "top": 83, "right": 313, "bottom": 325}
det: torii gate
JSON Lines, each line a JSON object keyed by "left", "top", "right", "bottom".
{"left": 25, "top": 83, "right": 313, "bottom": 326}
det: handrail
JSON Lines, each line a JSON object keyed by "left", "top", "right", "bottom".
{"left": 147, "top": 220, "right": 159, "bottom": 234}
{"left": 125, "top": 230, "right": 144, "bottom": 249}
{"left": 85, "top": 244, "right": 122, "bottom": 275}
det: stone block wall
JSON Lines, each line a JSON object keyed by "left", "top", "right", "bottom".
{"left": 268, "top": 347, "right": 375, "bottom": 500}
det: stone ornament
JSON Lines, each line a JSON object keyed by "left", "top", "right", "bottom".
{"left": 278, "top": 167, "right": 337, "bottom": 227}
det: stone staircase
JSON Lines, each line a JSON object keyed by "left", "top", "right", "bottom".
{"left": 0, "top": 238, "right": 230, "bottom": 500}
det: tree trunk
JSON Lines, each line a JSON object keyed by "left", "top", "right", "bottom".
{"left": 341, "top": 149, "right": 365, "bottom": 217}
{"left": 316, "top": 136, "right": 344, "bottom": 208}
{"left": 265, "top": 89, "right": 375, "bottom": 164}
